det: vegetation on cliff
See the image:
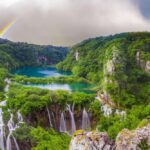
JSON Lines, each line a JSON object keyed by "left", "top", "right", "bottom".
{"left": 57, "top": 32, "right": 150, "bottom": 108}
{"left": 0, "top": 32, "right": 149, "bottom": 149}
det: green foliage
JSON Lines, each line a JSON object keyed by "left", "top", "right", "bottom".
{"left": 98, "top": 105, "right": 150, "bottom": 139}
{"left": 13, "top": 75, "right": 90, "bottom": 84}
{"left": 7, "top": 84, "right": 95, "bottom": 115}
{"left": 13, "top": 124, "right": 32, "bottom": 141}
{"left": 0, "top": 38, "right": 68, "bottom": 69}
{"left": 57, "top": 32, "right": 150, "bottom": 108}
{"left": 0, "top": 68, "right": 8, "bottom": 100}
{"left": 31, "top": 127, "right": 71, "bottom": 150}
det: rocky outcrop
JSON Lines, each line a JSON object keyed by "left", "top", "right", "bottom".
{"left": 116, "top": 124, "right": 150, "bottom": 150}
{"left": 97, "top": 91, "right": 115, "bottom": 107}
{"left": 70, "top": 131, "right": 115, "bottom": 150}
{"left": 136, "top": 51, "right": 150, "bottom": 73}
{"left": 106, "top": 60, "right": 115, "bottom": 75}
{"left": 70, "top": 124, "right": 150, "bottom": 150}
{"left": 145, "top": 61, "right": 150, "bottom": 73}
{"left": 75, "top": 51, "right": 79, "bottom": 61}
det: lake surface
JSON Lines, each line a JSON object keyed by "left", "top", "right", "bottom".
{"left": 12, "top": 66, "right": 71, "bottom": 77}
{"left": 26, "top": 83, "right": 95, "bottom": 93}
{"left": 13, "top": 66, "right": 95, "bottom": 93}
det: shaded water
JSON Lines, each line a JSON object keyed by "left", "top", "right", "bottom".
{"left": 12, "top": 66, "right": 71, "bottom": 77}
{"left": 26, "top": 83, "right": 94, "bottom": 93}
{"left": 13, "top": 66, "right": 95, "bottom": 93}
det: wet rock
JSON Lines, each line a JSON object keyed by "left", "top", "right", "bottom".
{"left": 145, "top": 61, "right": 150, "bottom": 73}
{"left": 70, "top": 131, "right": 115, "bottom": 150}
{"left": 116, "top": 124, "right": 150, "bottom": 150}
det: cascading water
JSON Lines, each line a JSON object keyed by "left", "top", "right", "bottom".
{"left": 17, "top": 112, "right": 23, "bottom": 123}
{"left": 101, "top": 104, "right": 112, "bottom": 116}
{"left": 82, "top": 108, "right": 91, "bottom": 130}
{"left": 46, "top": 106, "right": 53, "bottom": 127}
{"left": 4, "top": 78, "right": 23, "bottom": 150}
{"left": 67, "top": 104, "right": 76, "bottom": 135}
{"left": 6, "top": 113, "right": 20, "bottom": 150}
{"left": 59, "top": 112, "right": 67, "bottom": 133}
{"left": 0, "top": 108, "right": 5, "bottom": 150}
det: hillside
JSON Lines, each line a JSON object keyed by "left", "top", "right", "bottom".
{"left": 0, "top": 38, "right": 69, "bottom": 69}
{"left": 57, "top": 32, "right": 150, "bottom": 108}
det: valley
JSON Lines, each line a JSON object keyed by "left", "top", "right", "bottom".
{"left": 0, "top": 32, "right": 149, "bottom": 150}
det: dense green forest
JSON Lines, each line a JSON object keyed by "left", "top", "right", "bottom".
{"left": 57, "top": 32, "right": 150, "bottom": 108}
{"left": 0, "top": 32, "right": 149, "bottom": 150}
{"left": 0, "top": 38, "right": 68, "bottom": 99}
{"left": 0, "top": 38, "right": 69, "bottom": 69}
{"left": 57, "top": 32, "right": 150, "bottom": 138}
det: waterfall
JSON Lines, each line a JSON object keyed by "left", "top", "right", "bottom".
{"left": 82, "top": 108, "right": 91, "bottom": 130}
{"left": 46, "top": 107, "right": 53, "bottom": 127}
{"left": 17, "top": 112, "right": 23, "bottom": 123}
{"left": 67, "top": 104, "right": 76, "bottom": 135}
{"left": 0, "top": 108, "right": 5, "bottom": 150}
{"left": 59, "top": 112, "right": 67, "bottom": 133}
{"left": 101, "top": 104, "right": 112, "bottom": 116}
{"left": 6, "top": 114, "right": 20, "bottom": 150}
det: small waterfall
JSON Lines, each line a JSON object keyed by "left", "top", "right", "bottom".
{"left": 101, "top": 104, "right": 112, "bottom": 116}
{"left": 46, "top": 107, "right": 53, "bottom": 127}
{"left": 0, "top": 108, "right": 5, "bottom": 150}
{"left": 59, "top": 112, "right": 67, "bottom": 133}
{"left": 17, "top": 112, "right": 23, "bottom": 123}
{"left": 67, "top": 104, "right": 76, "bottom": 135}
{"left": 6, "top": 114, "right": 20, "bottom": 150}
{"left": 82, "top": 108, "right": 91, "bottom": 130}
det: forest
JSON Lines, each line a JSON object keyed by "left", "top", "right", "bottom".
{"left": 0, "top": 32, "right": 149, "bottom": 150}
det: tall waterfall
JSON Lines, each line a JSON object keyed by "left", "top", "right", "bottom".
{"left": 82, "top": 108, "right": 91, "bottom": 130}
{"left": 6, "top": 113, "right": 20, "bottom": 150}
{"left": 67, "top": 104, "right": 76, "bottom": 135}
{"left": 59, "top": 112, "right": 67, "bottom": 133}
{"left": 46, "top": 107, "right": 53, "bottom": 127}
{"left": 0, "top": 108, "right": 5, "bottom": 150}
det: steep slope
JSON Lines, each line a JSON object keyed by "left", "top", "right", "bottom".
{"left": 57, "top": 32, "right": 150, "bottom": 108}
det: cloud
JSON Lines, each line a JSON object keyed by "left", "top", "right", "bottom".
{"left": 0, "top": 0, "right": 150, "bottom": 46}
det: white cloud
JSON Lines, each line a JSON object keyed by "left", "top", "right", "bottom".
{"left": 0, "top": 0, "right": 150, "bottom": 45}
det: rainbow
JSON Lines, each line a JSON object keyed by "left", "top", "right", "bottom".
{"left": 0, "top": 19, "right": 16, "bottom": 38}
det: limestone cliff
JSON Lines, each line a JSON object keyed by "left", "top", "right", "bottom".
{"left": 70, "top": 123, "right": 150, "bottom": 150}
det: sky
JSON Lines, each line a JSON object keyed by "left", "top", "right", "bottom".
{"left": 0, "top": 0, "right": 150, "bottom": 46}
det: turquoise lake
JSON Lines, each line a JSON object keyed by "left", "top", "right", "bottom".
{"left": 13, "top": 66, "right": 95, "bottom": 94}
{"left": 12, "top": 66, "right": 71, "bottom": 77}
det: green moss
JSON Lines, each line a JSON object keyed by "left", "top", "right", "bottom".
{"left": 73, "top": 130, "right": 84, "bottom": 136}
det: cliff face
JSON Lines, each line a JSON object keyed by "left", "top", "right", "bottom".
{"left": 70, "top": 123, "right": 150, "bottom": 150}
{"left": 136, "top": 51, "right": 150, "bottom": 73}
{"left": 57, "top": 32, "right": 150, "bottom": 108}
